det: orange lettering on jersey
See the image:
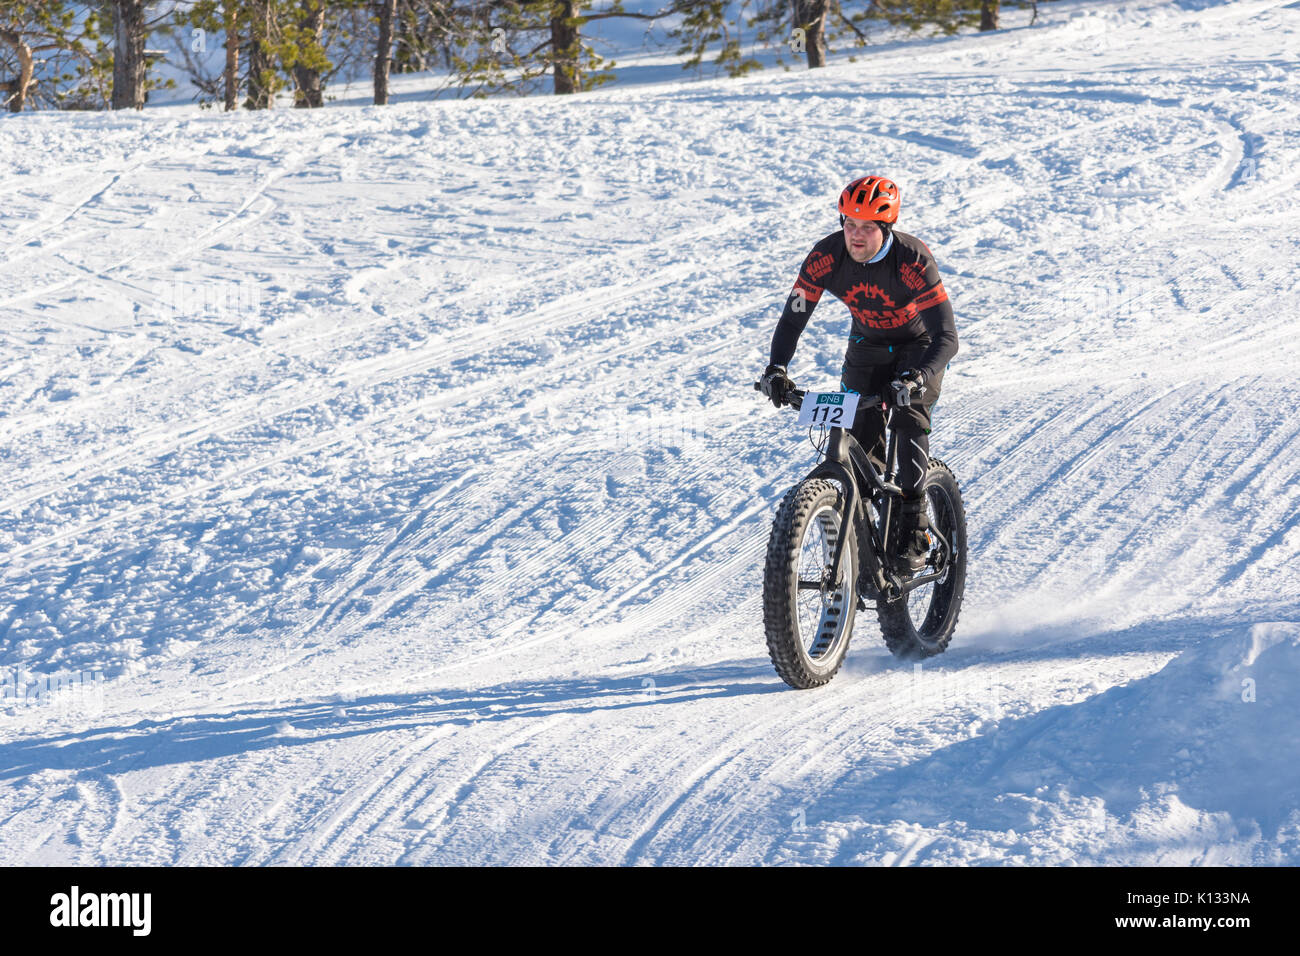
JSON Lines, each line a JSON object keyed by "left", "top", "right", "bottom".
{"left": 793, "top": 275, "right": 824, "bottom": 303}
{"left": 805, "top": 251, "right": 834, "bottom": 281}
{"left": 900, "top": 262, "right": 926, "bottom": 292}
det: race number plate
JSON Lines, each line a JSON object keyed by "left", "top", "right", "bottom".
{"left": 796, "top": 391, "right": 859, "bottom": 428}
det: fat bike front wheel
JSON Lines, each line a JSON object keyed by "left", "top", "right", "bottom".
{"left": 763, "top": 479, "right": 858, "bottom": 689}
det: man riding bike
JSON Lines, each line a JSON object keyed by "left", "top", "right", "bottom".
{"left": 759, "top": 176, "right": 959, "bottom": 572}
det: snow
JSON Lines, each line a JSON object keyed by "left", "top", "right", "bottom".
{"left": 1, "top": 0, "right": 1298, "bottom": 865}
{"left": 784, "top": 622, "right": 1300, "bottom": 865}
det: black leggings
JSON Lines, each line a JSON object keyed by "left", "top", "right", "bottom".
{"left": 840, "top": 343, "right": 942, "bottom": 497}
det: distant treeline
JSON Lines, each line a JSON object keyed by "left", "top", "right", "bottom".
{"left": 0, "top": 1, "right": 1044, "bottom": 110}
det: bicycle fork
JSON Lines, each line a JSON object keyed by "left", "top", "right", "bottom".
{"left": 809, "top": 426, "right": 895, "bottom": 599}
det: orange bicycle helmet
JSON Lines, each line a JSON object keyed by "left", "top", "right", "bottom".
{"left": 838, "top": 176, "right": 900, "bottom": 226}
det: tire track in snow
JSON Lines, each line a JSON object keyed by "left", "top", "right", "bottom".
{"left": 3, "top": 83, "right": 1258, "bottom": 524}
{"left": 0, "top": 176, "right": 815, "bottom": 456}
{"left": 269, "top": 714, "right": 570, "bottom": 865}
{"left": 650, "top": 653, "right": 1150, "bottom": 865}
{"left": 0, "top": 250, "right": 774, "bottom": 579}
{"left": 0, "top": 218, "right": 773, "bottom": 520}
{"left": 18, "top": 76, "right": 1242, "bottom": 507}
{"left": 25, "top": 275, "right": 775, "bottom": 692}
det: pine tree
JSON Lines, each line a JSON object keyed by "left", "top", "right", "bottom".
{"left": 223, "top": 1, "right": 238, "bottom": 109}
{"left": 669, "top": 1, "right": 761, "bottom": 78}
{"left": 175, "top": 0, "right": 353, "bottom": 110}
{"left": 374, "top": 0, "right": 396, "bottom": 103}
{"left": 244, "top": 0, "right": 274, "bottom": 106}
{"left": 980, "top": 0, "right": 998, "bottom": 31}
{"left": 274, "top": 0, "right": 329, "bottom": 106}
{"left": 1, "top": 2, "right": 112, "bottom": 110}
{"left": 110, "top": 0, "right": 147, "bottom": 108}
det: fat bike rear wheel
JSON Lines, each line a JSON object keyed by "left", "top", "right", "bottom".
{"left": 763, "top": 479, "right": 858, "bottom": 689}
{"left": 877, "top": 459, "right": 967, "bottom": 659}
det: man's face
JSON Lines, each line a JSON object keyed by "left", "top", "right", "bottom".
{"left": 843, "top": 216, "right": 883, "bottom": 262}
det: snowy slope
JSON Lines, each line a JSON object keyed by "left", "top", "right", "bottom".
{"left": 1, "top": 0, "right": 1298, "bottom": 865}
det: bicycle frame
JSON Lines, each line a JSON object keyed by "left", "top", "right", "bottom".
{"left": 802, "top": 402, "right": 950, "bottom": 602}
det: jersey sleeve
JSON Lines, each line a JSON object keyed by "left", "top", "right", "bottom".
{"left": 910, "top": 248, "right": 958, "bottom": 382}
{"left": 769, "top": 245, "right": 836, "bottom": 368}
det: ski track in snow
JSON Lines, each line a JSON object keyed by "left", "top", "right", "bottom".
{"left": 1, "top": 0, "right": 1299, "bottom": 865}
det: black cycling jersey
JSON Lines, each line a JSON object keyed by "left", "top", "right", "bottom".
{"left": 768, "top": 229, "right": 958, "bottom": 384}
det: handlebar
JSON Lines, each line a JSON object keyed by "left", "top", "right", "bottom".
{"left": 752, "top": 380, "right": 917, "bottom": 412}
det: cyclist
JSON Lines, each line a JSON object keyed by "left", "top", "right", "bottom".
{"left": 759, "top": 176, "right": 958, "bottom": 572}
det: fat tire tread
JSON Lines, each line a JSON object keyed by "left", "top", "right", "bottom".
{"left": 763, "top": 479, "right": 856, "bottom": 689}
{"left": 876, "top": 458, "right": 967, "bottom": 659}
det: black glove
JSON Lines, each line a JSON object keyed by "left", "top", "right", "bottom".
{"left": 889, "top": 369, "right": 925, "bottom": 408}
{"left": 760, "top": 364, "right": 794, "bottom": 407}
